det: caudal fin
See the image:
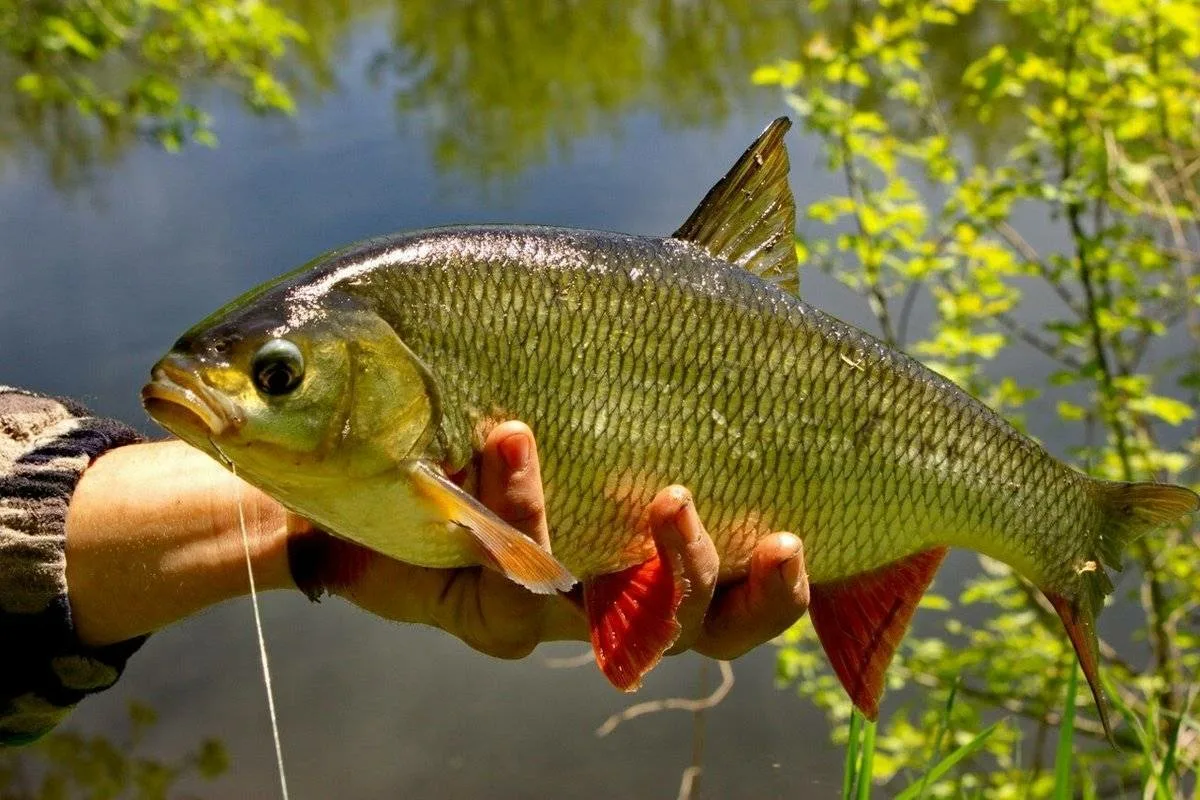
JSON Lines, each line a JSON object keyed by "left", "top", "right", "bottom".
{"left": 1045, "top": 481, "right": 1198, "bottom": 740}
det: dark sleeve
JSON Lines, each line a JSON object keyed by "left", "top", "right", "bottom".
{"left": 0, "top": 387, "right": 146, "bottom": 746}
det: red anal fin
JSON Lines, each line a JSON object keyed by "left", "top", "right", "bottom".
{"left": 584, "top": 554, "right": 685, "bottom": 692}
{"left": 809, "top": 547, "right": 948, "bottom": 719}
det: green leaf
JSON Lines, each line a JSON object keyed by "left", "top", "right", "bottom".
{"left": 1128, "top": 395, "right": 1194, "bottom": 425}
{"left": 918, "top": 594, "right": 951, "bottom": 611}
{"left": 752, "top": 61, "right": 803, "bottom": 88}
{"left": 195, "top": 739, "right": 229, "bottom": 780}
{"left": 1056, "top": 401, "right": 1087, "bottom": 421}
{"left": 44, "top": 17, "right": 100, "bottom": 59}
{"left": 15, "top": 73, "right": 42, "bottom": 96}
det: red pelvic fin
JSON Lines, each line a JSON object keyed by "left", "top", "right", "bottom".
{"left": 584, "top": 554, "right": 685, "bottom": 692}
{"left": 1044, "top": 591, "right": 1112, "bottom": 741}
{"left": 809, "top": 547, "right": 948, "bottom": 719}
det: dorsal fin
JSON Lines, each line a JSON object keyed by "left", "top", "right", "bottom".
{"left": 672, "top": 117, "right": 798, "bottom": 287}
{"left": 808, "top": 547, "right": 948, "bottom": 719}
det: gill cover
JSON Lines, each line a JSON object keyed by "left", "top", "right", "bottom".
{"left": 329, "top": 308, "right": 444, "bottom": 472}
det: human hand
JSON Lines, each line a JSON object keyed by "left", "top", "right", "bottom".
{"left": 301, "top": 421, "right": 810, "bottom": 661}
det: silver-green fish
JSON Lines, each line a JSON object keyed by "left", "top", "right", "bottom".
{"left": 141, "top": 119, "right": 1197, "bottom": 729}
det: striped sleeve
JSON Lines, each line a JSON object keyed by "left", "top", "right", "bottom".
{"left": 0, "top": 387, "right": 146, "bottom": 746}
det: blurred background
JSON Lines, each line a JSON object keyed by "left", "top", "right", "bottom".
{"left": 1, "top": 1, "right": 1196, "bottom": 797}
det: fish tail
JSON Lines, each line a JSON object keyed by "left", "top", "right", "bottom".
{"left": 1044, "top": 480, "right": 1198, "bottom": 741}
{"left": 1092, "top": 481, "right": 1199, "bottom": 570}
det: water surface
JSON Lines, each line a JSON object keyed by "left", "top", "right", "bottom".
{"left": 0, "top": 5, "right": 1173, "bottom": 797}
{"left": 0, "top": 12, "right": 856, "bottom": 798}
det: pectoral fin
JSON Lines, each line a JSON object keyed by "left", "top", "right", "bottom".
{"left": 808, "top": 547, "right": 947, "bottom": 719}
{"left": 407, "top": 460, "right": 576, "bottom": 594}
{"left": 584, "top": 554, "right": 686, "bottom": 692}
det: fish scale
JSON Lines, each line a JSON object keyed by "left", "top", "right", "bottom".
{"left": 350, "top": 225, "right": 1094, "bottom": 585}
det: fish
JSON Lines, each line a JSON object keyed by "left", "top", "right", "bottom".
{"left": 141, "top": 118, "right": 1198, "bottom": 732}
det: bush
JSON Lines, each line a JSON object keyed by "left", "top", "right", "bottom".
{"left": 756, "top": 0, "right": 1199, "bottom": 795}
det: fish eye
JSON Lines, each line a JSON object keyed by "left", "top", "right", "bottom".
{"left": 251, "top": 338, "right": 305, "bottom": 397}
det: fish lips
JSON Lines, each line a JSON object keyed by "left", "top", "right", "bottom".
{"left": 141, "top": 356, "right": 241, "bottom": 439}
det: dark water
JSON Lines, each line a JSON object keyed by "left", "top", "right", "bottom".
{"left": 1, "top": 5, "right": 1183, "bottom": 798}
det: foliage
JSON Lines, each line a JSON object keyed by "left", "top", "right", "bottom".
{"left": 373, "top": 0, "right": 1033, "bottom": 180}
{"left": 0, "top": 0, "right": 1051, "bottom": 185}
{"left": 378, "top": 0, "right": 812, "bottom": 179}
{"left": 757, "top": 0, "right": 1200, "bottom": 795}
{"left": 0, "top": 0, "right": 306, "bottom": 181}
{"left": 0, "top": 701, "right": 228, "bottom": 799}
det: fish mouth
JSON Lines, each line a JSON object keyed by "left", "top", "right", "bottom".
{"left": 141, "top": 356, "right": 240, "bottom": 438}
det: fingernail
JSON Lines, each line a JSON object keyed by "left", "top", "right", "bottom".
{"left": 776, "top": 534, "right": 804, "bottom": 587}
{"left": 500, "top": 434, "right": 530, "bottom": 471}
{"left": 670, "top": 492, "right": 700, "bottom": 544}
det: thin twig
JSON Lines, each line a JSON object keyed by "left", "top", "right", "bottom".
{"left": 1161, "top": 246, "right": 1200, "bottom": 264}
{"left": 679, "top": 660, "right": 711, "bottom": 800}
{"left": 544, "top": 650, "right": 595, "bottom": 669}
{"left": 896, "top": 281, "right": 923, "bottom": 348}
{"left": 993, "top": 221, "right": 1082, "bottom": 315}
{"left": 833, "top": 0, "right": 897, "bottom": 347}
{"left": 993, "top": 311, "right": 1083, "bottom": 368}
{"left": 677, "top": 767, "right": 703, "bottom": 800}
{"left": 596, "top": 661, "right": 734, "bottom": 738}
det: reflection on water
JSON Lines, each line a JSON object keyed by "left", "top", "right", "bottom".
{"left": 379, "top": 0, "right": 809, "bottom": 177}
{"left": 0, "top": 702, "right": 228, "bottom": 798}
{"left": 0, "top": 2, "right": 1083, "bottom": 797}
{"left": 2, "top": 0, "right": 1033, "bottom": 186}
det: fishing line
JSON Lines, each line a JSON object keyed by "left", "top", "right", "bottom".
{"left": 231, "top": 463, "right": 291, "bottom": 800}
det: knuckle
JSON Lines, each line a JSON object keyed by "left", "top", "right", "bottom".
{"left": 502, "top": 494, "right": 546, "bottom": 529}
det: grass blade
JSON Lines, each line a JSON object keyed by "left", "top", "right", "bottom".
{"left": 843, "top": 711, "right": 863, "bottom": 800}
{"left": 1053, "top": 663, "right": 1078, "bottom": 799}
{"left": 1158, "top": 684, "right": 1198, "bottom": 796}
{"left": 894, "top": 719, "right": 1003, "bottom": 800}
{"left": 1099, "top": 670, "right": 1179, "bottom": 798}
{"left": 913, "top": 681, "right": 959, "bottom": 800}
{"left": 1101, "top": 671, "right": 1162, "bottom": 792}
{"left": 856, "top": 719, "right": 877, "bottom": 800}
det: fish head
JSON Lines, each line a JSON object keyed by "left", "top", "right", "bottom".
{"left": 142, "top": 288, "right": 439, "bottom": 500}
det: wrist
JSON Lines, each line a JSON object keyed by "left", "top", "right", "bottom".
{"left": 66, "top": 440, "right": 295, "bottom": 646}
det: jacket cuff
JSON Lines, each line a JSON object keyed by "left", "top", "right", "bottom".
{"left": 0, "top": 387, "right": 146, "bottom": 745}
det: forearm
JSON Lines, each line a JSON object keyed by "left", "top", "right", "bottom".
{"left": 64, "top": 440, "right": 294, "bottom": 646}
